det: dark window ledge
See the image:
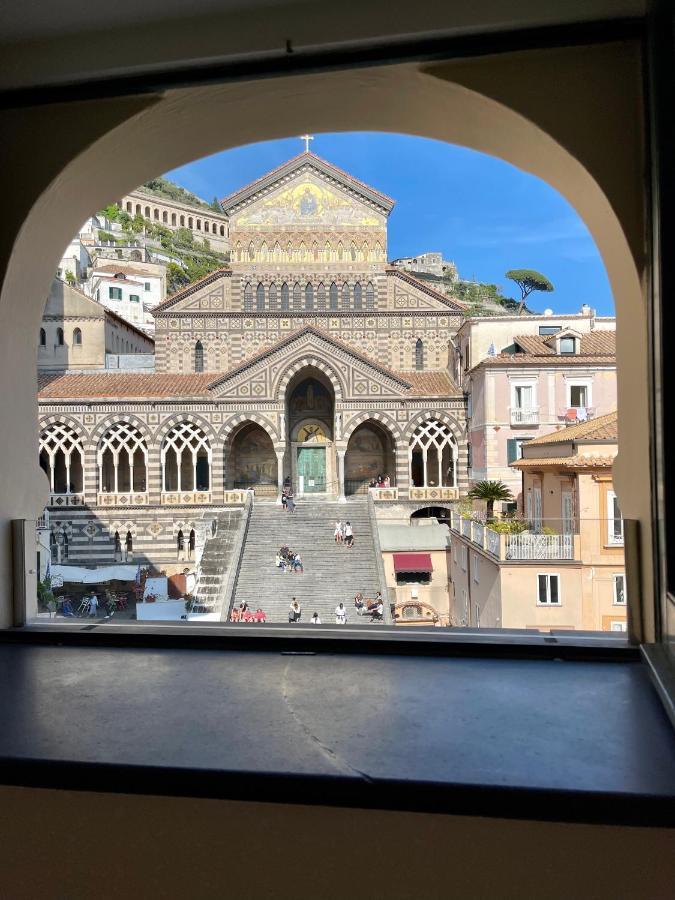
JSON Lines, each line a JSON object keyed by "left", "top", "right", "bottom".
{"left": 0, "top": 639, "right": 672, "bottom": 828}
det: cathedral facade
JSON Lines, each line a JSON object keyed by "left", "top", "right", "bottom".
{"left": 38, "top": 152, "right": 468, "bottom": 564}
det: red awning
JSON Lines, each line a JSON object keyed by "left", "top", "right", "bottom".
{"left": 393, "top": 552, "right": 433, "bottom": 574}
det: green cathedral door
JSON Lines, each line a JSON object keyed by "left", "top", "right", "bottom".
{"left": 297, "top": 447, "right": 326, "bottom": 493}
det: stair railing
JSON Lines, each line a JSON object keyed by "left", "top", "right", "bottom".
{"left": 220, "top": 490, "right": 254, "bottom": 620}
{"left": 366, "top": 490, "right": 394, "bottom": 624}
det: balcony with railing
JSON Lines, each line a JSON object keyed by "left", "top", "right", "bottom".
{"left": 449, "top": 512, "right": 580, "bottom": 562}
{"left": 510, "top": 406, "right": 539, "bottom": 426}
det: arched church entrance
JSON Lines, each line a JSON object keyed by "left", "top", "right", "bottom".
{"left": 345, "top": 422, "right": 396, "bottom": 495}
{"left": 285, "top": 367, "right": 335, "bottom": 495}
{"left": 226, "top": 422, "right": 276, "bottom": 496}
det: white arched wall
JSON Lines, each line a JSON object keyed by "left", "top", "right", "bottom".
{"left": 0, "top": 43, "right": 648, "bottom": 631}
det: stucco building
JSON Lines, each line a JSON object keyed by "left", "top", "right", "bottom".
{"left": 449, "top": 412, "right": 626, "bottom": 632}
{"left": 38, "top": 278, "right": 154, "bottom": 373}
{"left": 458, "top": 313, "right": 617, "bottom": 506}
{"left": 37, "top": 151, "right": 469, "bottom": 566}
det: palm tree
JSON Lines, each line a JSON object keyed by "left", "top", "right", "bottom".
{"left": 467, "top": 480, "right": 514, "bottom": 521}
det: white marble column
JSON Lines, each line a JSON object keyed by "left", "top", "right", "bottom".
{"left": 337, "top": 449, "right": 346, "bottom": 504}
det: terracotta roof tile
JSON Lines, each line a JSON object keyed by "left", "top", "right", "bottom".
{"left": 38, "top": 373, "right": 214, "bottom": 400}
{"left": 397, "top": 371, "right": 460, "bottom": 396}
{"left": 511, "top": 453, "right": 616, "bottom": 469}
{"left": 524, "top": 411, "right": 618, "bottom": 446}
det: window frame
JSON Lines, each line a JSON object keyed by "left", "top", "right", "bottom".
{"left": 537, "top": 573, "right": 561, "bottom": 606}
{"left": 607, "top": 490, "right": 624, "bottom": 545}
{"left": 613, "top": 573, "right": 627, "bottom": 606}
{"left": 10, "top": 15, "right": 663, "bottom": 669}
{"left": 566, "top": 376, "right": 592, "bottom": 410}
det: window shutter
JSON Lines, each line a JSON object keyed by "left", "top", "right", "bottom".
{"left": 507, "top": 438, "right": 518, "bottom": 465}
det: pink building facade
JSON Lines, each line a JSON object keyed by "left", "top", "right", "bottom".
{"left": 457, "top": 313, "right": 616, "bottom": 510}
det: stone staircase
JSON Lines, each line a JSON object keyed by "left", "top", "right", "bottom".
{"left": 193, "top": 509, "right": 243, "bottom": 614}
{"left": 230, "top": 498, "right": 387, "bottom": 624}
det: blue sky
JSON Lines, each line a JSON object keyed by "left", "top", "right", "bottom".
{"left": 165, "top": 132, "right": 614, "bottom": 316}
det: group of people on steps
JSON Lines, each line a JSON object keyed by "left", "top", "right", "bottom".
{"left": 333, "top": 520, "right": 354, "bottom": 547}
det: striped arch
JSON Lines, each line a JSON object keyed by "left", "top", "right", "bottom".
{"left": 153, "top": 411, "right": 219, "bottom": 446}
{"left": 343, "top": 410, "right": 403, "bottom": 442}
{"left": 39, "top": 413, "right": 90, "bottom": 444}
{"left": 220, "top": 412, "right": 279, "bottom": 444}
{"left": 90, "top": 412, "right": 153, "bottom": 447}
{"left": 403, "top": 409, "right": 464, "bottom": 445}
{"left": 274, "top": 354, "right": 346, "bottom": 402}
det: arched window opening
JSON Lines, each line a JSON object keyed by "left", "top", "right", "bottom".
{"left": 56, "top": 328, "right": 64, "bottom": 346}
{"left": 196, "top": 219, "right": 202, "bottom": 231}
{"left": 341, "top": 282, "right": 350, "bottom": 309}
{"left": 162, "top": 211, "right": 168, "bottom": 223}
{"left": 188, "top": 216, "right": 193, "bottom": 228}
{"left": 180, "top": 215, "right": 185, "bottom": 226}
{"left": 248, "top": 242, "right": 255, "bottom": 260}
{"left": 409, "top": 419, "right": 457, "bottom": 488}
{"left": 415, "top": 338, "right": 424, "bottom": 370}
{"left": 98, "top": 422, "right": 148, "bottom": 494}
{"left": 235, "top": 241, "right": 242, "bottom": 262}
{"left": 366, "top": 281, "right": 375, "bottom": 309}
{"left": 350, "top": 242, "right": 357, "bottom": 261}
{"left": 353, "top": 282, "right": 362, "bottom": 309}
{"left": 144, "top": 206, "right": 150, "bottom": 217}
{"left": 73, "top": 328, "right": 82, "bottom": 346}
{"left": 329, "top": 282, "right": 338, "bottom": 310}
{"left": 293, "top": 282, "right": 302, "bottom": 309}
{"left": 39, "top": 423, "right": 85, "bottom": 494}
{"left": 286, "top": 241, "right": 293, "bottom": 261}
{"left": 220, "top": 225, "right": 225, "bottom": 236}
{"left": 154, "top": 209, "right": 159, "bottom": 221}
{"left": 39, "top": 328, "right": 46, "bottom": 347}
{"left": 273, "top": 241, "right": 282, "bottom": 261}
{"left": 259, "top": 241, "right": 268, "bottom": 262}
{"left": 135, "top": 204, "right": 141, "bottom": 215}
{"left": 162, "top": 422, "right": 211, "bottom": 493}
{"left": 126, "top": 202, "right": 132, "bottom": 213}
{"left": 280, "top": 282, "right": 289, "bottom": 310}
{"left": 243, "top": 282, "right": 253, "bottom": 311}
{"left": 195, "top": 340, "right": 204, "bottom": 372}
{"left": 337, "top": 242, "right": 344, "bottom": 262}
{"left": 269, "top": 282, "right": 277, "bottom": 309}
{"left": 171, "top": 213, "right": 177, "bottom": 225}
{"left": 305, "top": 282, "right": 314, "bottom": 309}
{"left": 317, "top": 282, "right": 326, "bottom": 310}
{"left": 256, "top": 282, "right": 265, "bottom": 311}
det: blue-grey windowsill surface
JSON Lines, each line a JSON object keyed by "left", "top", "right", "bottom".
{"left": 0, "top": 643, "right": 673, "bottom": 826}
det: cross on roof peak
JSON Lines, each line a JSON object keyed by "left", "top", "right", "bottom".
{"left": 299, "top": 134, "right": 314, "bottom": 153}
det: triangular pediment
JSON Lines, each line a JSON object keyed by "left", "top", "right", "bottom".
{"left": 153, "top": 269, "right": 231, "bottom": 314}
{"left": 221, "top": 153, "right": 394, "bottom": 228}
{"left": 208, "top": 326, "right": 411, "bottom": 401}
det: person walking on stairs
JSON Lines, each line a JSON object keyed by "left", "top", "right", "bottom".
{"left": 287, "top": 493, "right": 296, "bottom": 514}
{"left": 335, "top": 602, "right": 347, "bottom": 625}
{"left": 344, "top": 521, "right": 354, "bottom": 548}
